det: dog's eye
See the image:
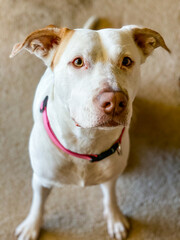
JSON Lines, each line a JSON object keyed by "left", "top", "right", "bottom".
{"left": 122, "top": 57, "right": 133, "bottom": 67}
{"left": 72, "top": 57, "right": 84, "bottom": 68}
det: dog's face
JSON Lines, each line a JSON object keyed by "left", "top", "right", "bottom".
{"left": 52, "top": 28, "right": 142, "bottom": 128}
{"left": 10, "top": 25, "right": 170, "bottom": 128}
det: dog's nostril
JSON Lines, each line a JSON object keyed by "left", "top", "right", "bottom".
{"left": 119, "top": 101, "right": 126, "bottom": 108}
{"left": 104, "top": 102, "right": 111, "bottom": 108}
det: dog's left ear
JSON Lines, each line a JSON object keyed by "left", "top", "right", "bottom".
{"left": 132, "top": 28, "right": 170, "bottom": 63}
{"left": 10, "top": 25, "right": 71, "bottom": 66}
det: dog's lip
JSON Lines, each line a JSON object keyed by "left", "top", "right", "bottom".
{"left": 96, "top": 120, "right": 121, "bottom": 128}
{"left": 72, "top": 117, "right": 124, "bottom": 128}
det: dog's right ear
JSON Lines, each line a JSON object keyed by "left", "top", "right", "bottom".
{"left": 10, "top": 26, "right": 71, "bottom": 66}
{"left": 132, "top": 27, "right": 170, "bottom": 63}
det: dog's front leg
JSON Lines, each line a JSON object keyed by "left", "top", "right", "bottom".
{"left": 15, "top": 174, "right": 51, "bottom": 240}
{"left": 101, "top": 177, "right": 130, "bottom": 240}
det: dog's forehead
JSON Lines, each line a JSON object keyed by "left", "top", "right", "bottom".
{"left": 74, "top": 28, "right": 130, "bottom": 45}
{"left": 69, "top": 28, "right": 134, "bottom": 57}
{"left": 53, "top": 28, "right": 136, "bottom": 68}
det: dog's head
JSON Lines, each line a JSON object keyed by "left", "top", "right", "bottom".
{"left": 10, "top": 25, "right": 170, "bottom": 128}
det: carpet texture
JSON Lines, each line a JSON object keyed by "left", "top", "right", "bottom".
{"left": 0, "top": 0, "right": 180, "bottom": 239}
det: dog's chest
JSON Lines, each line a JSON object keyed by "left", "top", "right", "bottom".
{"left": 30, "top": 122, "right": 129, "bottom": 187}
{"left": 52, "top": 154, "right": 127, "bottom": 187}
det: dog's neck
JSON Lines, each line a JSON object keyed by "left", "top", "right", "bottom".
{"left": 47, "top": 92, "right": 125, "bottom": 155}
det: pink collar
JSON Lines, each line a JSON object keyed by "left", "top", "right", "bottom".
{"left": 40, "top": 96, "right": 125, "bottom": 163}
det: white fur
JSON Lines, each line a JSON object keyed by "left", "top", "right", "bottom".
{"left": 14, "top": 25, "right": 166, "bottom": 240}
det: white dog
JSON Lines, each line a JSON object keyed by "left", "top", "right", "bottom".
{"left": 10, "top": 17, "right": 170, "bottom": 240}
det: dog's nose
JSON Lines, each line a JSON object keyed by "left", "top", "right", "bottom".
{"left": 96, "top": 91, "right": 128, "bottom": 115}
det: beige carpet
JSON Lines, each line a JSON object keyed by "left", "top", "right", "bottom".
{"left": 0, "top": 0, "right": 180, "bottom": 239}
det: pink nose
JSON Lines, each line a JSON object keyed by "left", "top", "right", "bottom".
{"left": 96, "top": 91, "right": 128, "bottom": 115}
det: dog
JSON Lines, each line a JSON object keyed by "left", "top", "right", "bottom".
{"left": 10, "top": 17, "right": 170, "bottom": 240}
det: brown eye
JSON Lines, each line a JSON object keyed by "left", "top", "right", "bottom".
{"left": 73, "top": 57, "right": 84, "bottom": 68}
{"left": 122, "top": 57, "right": 133, "bottom": 67}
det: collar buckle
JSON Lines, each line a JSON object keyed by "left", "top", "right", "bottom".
{"left": 117, "top": 143, "right": 122, "bottom": 155}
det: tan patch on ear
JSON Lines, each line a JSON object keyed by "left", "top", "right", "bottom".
{"left": 51, "top": 28, "right": 74, "bottom": 69}
{"left": 10, "top": 27, "right": 61, "bottom": 59}
{"left": 133, "top": 28, "right": 170, "bottom": 56}
{"left": 24, "top": 29, "right": 61, "bottom": 56}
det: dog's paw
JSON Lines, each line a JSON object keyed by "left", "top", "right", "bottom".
{"left": 15, "top": 217, "right": 41, "bottom": 240}
{"left": 105, "top": 209, "right": 130, "bottom": 240}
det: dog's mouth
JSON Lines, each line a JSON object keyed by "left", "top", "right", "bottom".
{"left": 96, "top": 120, "right": 120, "bottom": 128}
{"left": 73, "top": 118, "right": 126, "bottom": 129}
